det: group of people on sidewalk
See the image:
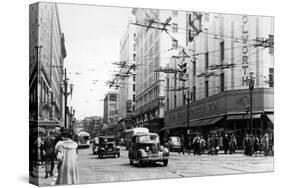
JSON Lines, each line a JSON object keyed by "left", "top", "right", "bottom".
{"left": 243, "top": 133, "right": 273, "bottom": 156}
{"left": 175, "top": 132, "right": 273, "bottom": 157}
{"left": 29, "top": 128, "right": 80, "bottom": 185}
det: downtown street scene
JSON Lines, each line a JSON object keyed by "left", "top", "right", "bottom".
{"left": 29, "top": 2, "right": 274, "bottom": 186}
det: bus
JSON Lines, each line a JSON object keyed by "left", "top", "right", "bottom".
{"left": 124, "top": 127, "right": 149, "bottom": 150}
{"left": 76, "top": 131, "right": 90, "bottom": 148}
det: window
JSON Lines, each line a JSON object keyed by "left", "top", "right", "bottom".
{"left": 133, "top": 94, "right": 135, "bottom": 102}
{"left": 220, "top": 41, "right": 225, "bottom": 62}
{"left": 205, "top": 80, "right": 209, "bottom": 97}
{"left": 133, "top": 84, "right": 135, "bottom": 92}
{"left": 133, "top": 43, "right": 136, "bottom": 52}
{"left": 133, "top": 33, "right": 136, "bottom": 40}
{"left": 133, "top": 53, "right": 136, "bottom": 61}
{"left": 205, "top": 52, "right": 209, "bottom": 70}
{"left": 172, "top": 11, "right": 178, "bottom": 17}
{"left": 220, "top": 73, "right": 225, "bottom": 92}
{"left": 172, "top": 23, "right": 178, "bottom": 33}
{"left": 193, "top": 86, "right": 196, "bottom": 101}
{"left": 269, "top": 68, "right": 274, "bottom": 87}
{"left": 133, "top": 75, "right": 136, "bottom": 81}
{"left": 193, "top": 60, "right": 196, "bottom": 76}
{"left": 172, "top": 39, "right": 178, "bottom": 49}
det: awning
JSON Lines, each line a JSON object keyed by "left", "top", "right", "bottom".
{"left": 227, "top": 114, "right": 261, "bottom": 120}
{"left": 29, "top": 120, "right": 62, "bottom": 129}
{"left": 266, "top": 114, "right": 274, "bottom": 124}
{"left": 198, "top": 116, "right": 224, "bottom": 127}
{"left": 160, "top": 116, "right": 224, "bottom": 131}
{"left": 159, "top": 123, "right": 186, "bottom": 131}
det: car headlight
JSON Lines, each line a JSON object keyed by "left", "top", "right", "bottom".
{"left": 145, "top": 146, "right": 150, "bottom": 152}
{"left": 160, "top": 145, "right": 164, "bottom": 151}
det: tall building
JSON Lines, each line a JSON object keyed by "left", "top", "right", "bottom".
{"left": 132, "top": 8, "right": 188, "bottom": 134}
{"left": 118, "top": 21, "right": 137, "bottom": 129}
{"left": 29, "top": 2, "right": 67, "bottom": 128}
{"left": 163, "top": 12, "right": 274, "bottom": 143}
{"left": 103, "top": 92, "right": 119, "bottom": 127}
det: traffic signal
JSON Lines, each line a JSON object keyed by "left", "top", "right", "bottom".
{"left": 244, "top": 105, "right": 250, "bottom": 113}
{"left": 177, "top": 62, "right": 188, "bottom": 74}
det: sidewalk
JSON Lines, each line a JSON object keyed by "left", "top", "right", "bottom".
{"left": 29, "top": 164, "right": 58, "bottom": 186}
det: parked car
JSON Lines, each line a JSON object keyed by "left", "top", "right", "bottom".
{"left": 168, "top": 136, "right": 181, "bottom": 152}
{"left": 91, "top": 137, "right": 99, "bottom": 155}
{"left": 128, "top": 133, "right": 169, "bottom": 166}
{"left": 97, "top": 136, "right": 120, "bottom": 159}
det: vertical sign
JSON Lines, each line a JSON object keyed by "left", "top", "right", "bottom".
{"left": 241, "top": 15, "right": 249, "bottom": 86}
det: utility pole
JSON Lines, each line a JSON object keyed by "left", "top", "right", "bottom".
{"left": 184, "top": 90, "right": 192, "bottom": 133}
{"left": 249, "top": 71, "right": 255, "bottom": 134}
{"left": 62, "top": 68, "right": 73, "bottom": 129}
{"left": 64, "top": 68, "right": 68, "bottom": 129}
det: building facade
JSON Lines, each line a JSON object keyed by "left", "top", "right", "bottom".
{"left": 29, "top": 2, "right": 67, "bottom": 129}
{"left": 163, "top": 12, "right": 274, "bottom": 143}
{"left": 118, "top": 22, "right": 137, "bottom": 129}
{"left": 103, "top": 92, "right": 119, "bottom": 127}
{"left": 132, "top": 8, "right": 188, "bottom": 134}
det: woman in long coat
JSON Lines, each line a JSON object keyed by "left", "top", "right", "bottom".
{"left": 55, "top": 131, "right": 79, "bottom": 185}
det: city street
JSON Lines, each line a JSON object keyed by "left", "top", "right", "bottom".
{"left": 33, "top": 146, "right": 273, "bottom": 186}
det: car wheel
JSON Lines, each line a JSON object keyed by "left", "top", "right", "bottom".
{"left": 163, "top": 160, "right": 168, "bottom": 166}
{"left": 129, "top": 159, "right": 133, "bottom": 165}
{"left": 138, "top": 159, "right": 143, "bottom": 167}
{"left": 118, "top": 153, "right": 120, "bottom": 158}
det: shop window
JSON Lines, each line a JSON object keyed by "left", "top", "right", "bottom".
{"left": 269, "top": 68, "right": 274, "bottom": 87}
{"left": 220, "top": 73, "right": 225, "bottom": 92}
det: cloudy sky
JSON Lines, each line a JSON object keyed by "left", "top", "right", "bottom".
{"left": 57, "top": 3, "right": 133, "bottom": 120}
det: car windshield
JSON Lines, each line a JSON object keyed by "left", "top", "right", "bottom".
{"left": 136, "top": 135, "right": 159, "bottom": 144}
{"left": 170, "top": 137, "right": 180, "bottom": 142}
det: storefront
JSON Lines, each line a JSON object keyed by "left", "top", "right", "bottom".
{"left": 162, "top": 88, "right": 274, "bottom": 143}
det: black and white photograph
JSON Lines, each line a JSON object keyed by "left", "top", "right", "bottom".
{"left": 28, "top": 1, "right": 274, "bottom": 186}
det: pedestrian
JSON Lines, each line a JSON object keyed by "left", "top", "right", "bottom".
{"left": 249, "top": 134, "right": 255, "bottom": 156}
{"left": 29, "top": 132, "right": 36, "bottom": 177}
{"left": 243, "top": 134, "right": 250, "bottom": 156}
{"left": 193, "top": 135, "right": 201, "bottom": 155}
{"left": 253, "top": 134, "right": 260, "bottom": 156}
{"left": 229, "top": 134, "right": 237, "bottom": 154}
{"left": 43, "top": 130, "right": 56, "bottom": 178}
{"left": 223, "top": 134, "right": 229, "bottom": 154}
{"left": 200, "top": 136, "right": 206, "bottom": 154}
{"left": 55, "top": 130, "right": 79, "bottom": 185}
{"left": 179, "top": 135, "right": 185, "bottom": 155}
{"left": 218, "top": 134, "right": 223, "bottom": 150}
{"left": 206, "top": 135, "right": 211, "bottom": 155}
{"left": 186, "top": 136, "right": 192, "bottom": 155}
{"left": 263, "top": 133, "right": 270, "bottom": 156}
{"left": 34, "top": 135, "right": 45, "bottom": 166}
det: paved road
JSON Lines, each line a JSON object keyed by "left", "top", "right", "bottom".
{"left": 31, "top": 146, "right": 274, "bottom": 186}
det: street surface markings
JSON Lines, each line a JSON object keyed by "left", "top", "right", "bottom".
{"left": 168, "top": 170, "right": 185, "bottom": 177}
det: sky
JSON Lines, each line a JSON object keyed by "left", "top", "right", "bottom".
{"left": 57, "top": 3, "right": 133, "bottom": 120}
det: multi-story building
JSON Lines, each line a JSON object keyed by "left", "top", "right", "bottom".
{"left": 132, "top": 8, "right": 188, "bottom": 135}
{"left": 118, "top": 21, "right": 137, "bottom": 129}
{"left": 29, "top": 2, "right": 67, "bottom": 129}
{"left": 103, "top": 92, "right": 119, "bottom": 127}
{"left": 162, "top": 12, "right": 274, "bottom": 144}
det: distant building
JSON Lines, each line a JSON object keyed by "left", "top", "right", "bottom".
{"left": 103, "top": 92, "right": 119, "bottom": 127}
{"left": 29, "top": 2, "right": 67, "bottom": 129}
{"left": 118, "top": 21, "right": 137, "bottom": 129}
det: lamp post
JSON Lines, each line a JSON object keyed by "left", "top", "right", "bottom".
{"left": 249, "top": 71, "right": 255, "bottom": 134}
{"left": 61, "top": 68, "right": 74, "bottom": 129}
{"left": 184, "top": 90, "right": 192, "bottom": 134}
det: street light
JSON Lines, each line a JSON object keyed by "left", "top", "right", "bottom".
{"left": 249, "top": 71, "right": 255, "bottom": 134}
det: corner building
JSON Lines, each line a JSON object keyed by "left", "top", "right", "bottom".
{"left": 162, "top": 13, "right": 274, "bottom": 146}
{"left": 29, "top": 2, "right": 67, "bottom": 129}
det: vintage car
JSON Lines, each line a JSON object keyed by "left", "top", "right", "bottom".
{"left": 128, "top": 133, "right": 169, "bottom": 166}
{"left": 97, "top": 136, "right": 120, "bottom": 159}
{"left": 168, "top": 136, "right": 181, "bottom": 152}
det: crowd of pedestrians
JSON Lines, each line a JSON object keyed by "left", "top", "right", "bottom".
{"left": 29, "top": 128, "right": 79, "bottom": 185}
{"left": 175, "top": 132, "right": 273, "bottom": 157}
